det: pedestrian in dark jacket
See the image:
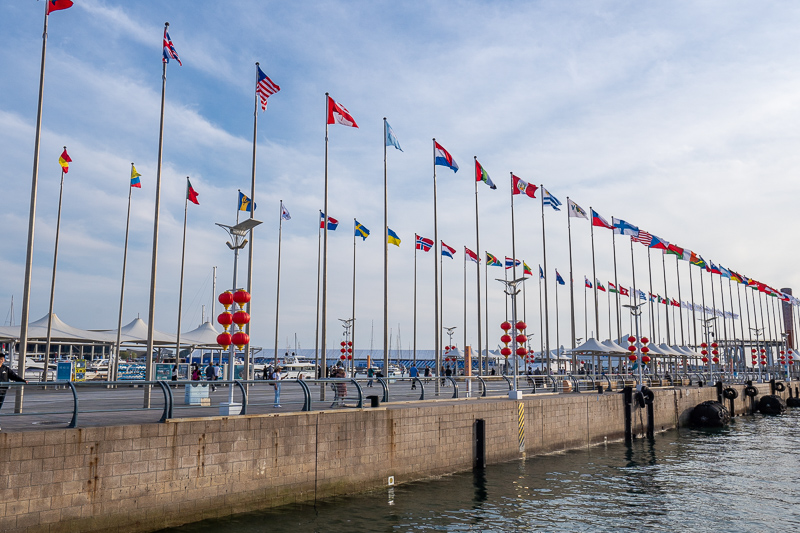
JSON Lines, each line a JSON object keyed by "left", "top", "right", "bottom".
{"left": 0, "top": 354, "right": 27, "bottom": 425}
{"left": 205, "top": 362, "right": 216, "bottom": 392}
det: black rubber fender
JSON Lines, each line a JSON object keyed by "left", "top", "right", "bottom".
{"left": 744, "top": 385, "right": 758, "bottom": 398}
{"left": 757, "top": 394, "right": 787, "bottom": 415}
{"left": 774, "top": 382, "right": 786, "bottom": 392}
{"left": 722, "top": 387, "right": 739, "bottom": 400}
{"left": 634, "top": 391, "right": 646, "bottom": 408}
{"left": 641, "top": 387, "right": 655, "bottom": 405}
{"left": 690, "top": 400, "right": 731, "bottom": 427}
{"left": 787, "top": 397, "right": 800, "bottom": 408}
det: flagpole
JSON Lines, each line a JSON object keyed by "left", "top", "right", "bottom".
{"left": 485, "top": 255, "right": 490, "bottom": 375}
{"left": 42, "top": 152, "right": 66, "bottom": 381}
{"left": 432, "top": 139, "right": 441, "bottom": 392}
{"left": 313, "top": 216, "right": 321, "bottom": 372}
{"left": 463, "top": 247, "right": 467, "bottom": 362}
{"left": 646, "top": 248, "right": 655, "bottom": 342}
{"left": 114, "top": 165, "right": 135, "bottom": 381}
{"left": 352, "top": 218, "right": 357, "bottom": 376}
{"left": 699, "top": 265, "right": 708, "bottom": 357}
{"left": 538, "top": 268, "right": 544, "bottom": 360}
{"left": 731, "top": 279, "right": 744, "bottom": 372}
{"left": 661, "top": 252, "right": 671, "bottom": 346}
{"left": 584, "top": 281, "right": 588, "bottom": 340}
{"left": 472, "top": 160, "right": 483, "bottom": 375}
{"left": 143, "top": 25, "right": 173, "bottom": 399}
{"left": 743, "top": 278, "right": 754, "bottom": 367}
{"left": 735, "top": 280, "right": 746, "bottom": 366}
{"left": 689, "top": 262, "right": 698, "bottom": 349}
{"left": 675, "top": 256, "right": 685, "bottom": 346}
{"left": 629, "top": 237, "right": 638, "bottom": 339}
{"left": 759, "top": 290, "right": 769, "bottom": 370}
{"left": 413, "top": 235, "right": 418, "bottom": 366}
{"left": 540, "top": 186, "right": 551, "bottom": 373}
{"left": 589, "top": 206, "right": 599, "bottom": 340}
{"left": 175, "top": 178, "right": 190, "bottom": 367}
{"left": 322, "top": 94, "right": 330, "bottom": 384}
{"left": 567, "top": 198, "right": 576, "bottom": 349}
{"left": 243, "top": 62, "right": 261, "bottom": 381}
{"left": 383, "top": 119, "right": 389, "bottom": 377}
{"left": 18, "top": 2, "right": 53, "bottom": 375}
{"left": 510, "top": 175, "right": 518, "bottom": 284}
{"left": 612, "top": 230, "right": 621, "bottom": 340}
{"left": 555, "top": 271, "right": 560, "bottom": 371}
{"left": 607, "top": 284, "right": 612, "bottom": 340}
{"left": 273, "top": 203, "right": 284, "bottom": 368}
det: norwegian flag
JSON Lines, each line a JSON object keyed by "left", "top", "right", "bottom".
{"left": 465, "top": 247, "right": 480, "bottom": 263}
{"left": 256, "top": 66, "right": 280, "bottom": 111}
{"left": 163, "top": 27, "right": 182, "bottom": 66}
{"left": 415, "top": 234, "right": 433, "bottom": 252}
{"left": 327, "top": 96, "right": 358, "bottom": 127}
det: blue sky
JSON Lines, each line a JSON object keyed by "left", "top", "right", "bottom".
{"left": 2, "top": 0, "right": 799, "bottom": 354}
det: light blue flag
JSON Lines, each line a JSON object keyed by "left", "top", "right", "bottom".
{"left": 385, "top": 121, "right": 403, "bottom": 152}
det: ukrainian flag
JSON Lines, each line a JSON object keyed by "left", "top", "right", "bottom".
{"left": 387, "top": 228, "right": 401, "bottom": 247}
{"left": 355, "top": 220, "right": 370, "bottom": 240}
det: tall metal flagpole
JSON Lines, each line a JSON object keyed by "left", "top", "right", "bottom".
{"left": 717, "top": 275, "right": 728, "bottom": 362}
{"left": 629, "top": 238, "right": 638, "bottom": 337}
{"left": 175, "top": 178, "right": 190, "bottom": 365}
{"left": 675, "top": 255, "right": 685, "bottom": 345}
{"left": 510, "top": 174, "right": 518, "bottom": 301}
{"left": 646, "top": 248, "right": 655, "bottom": 342}
{"left": 584, "top": 280, "right": 588, "bottom": 340}
{"left": 244, "top": 62, "right": 260, "bottom": 381}
{"left": 322, "top": 94, "right": 330, "bottom": 381}
{"left": 19, "top": 3, "right": 53, "bottom": 375}
{"left": 485, "top": 255, "right": 490, "bottom": 375}
{"left": 473, "top": 158, "right": 483, "bottom": 376}
{"left": 730, "top": 279, "right": 743, "bottom": 372}
{"left": 555, "top": 271, "right": 561, "bottom": 369}
{"left": 413, "top": 235, "right": 418, "bottom": 366}
{"left": 432, "top": 139, "right": 441, "bottom": 390}
{"left": 351, "top": 219, "right": 357, "bottom": 375}
{"left": 744, "top": 279, "right": 754, "bottom": 363}
{"left": 589, "top": 207, "right": 599, "bottom": 340}
{"left": 313, "top": 218, "right": 321, "bottom": 372}
{"left": 463, "top": 248, "right": 467, "bottom": 361}
{"left": 114, "top": 165, "right": 136, "bottom": 381}
{"left": 541, "top": 186, "right": 552, "bottom": 373}
{"left": 43, "top": 150, "right": 67, "bottom": 381}
{"left": 689, "top": 262, "right": 698, "bottom": 348}
{"left": 612, "top": 230, "right": 621, "bottom": 340}
{"left": 661, "top": 252, "right": 671, "bottom": 345}
{"left": 735, "top": 280, "right": 746, "bottom": 360}
{"left": 383, "top": 119, "right": 389, "bottom": 375}
{"left": 567, "top": 198, "right": 576, "bottom": 349}
{"left": 274, "top": 203, "right": 285, "bottom": 367}
{"left": 145, "top": 23, "right": 172, "bottom": 389}
{"left": 538, "top": 268, "right": 544, "bottom": 358}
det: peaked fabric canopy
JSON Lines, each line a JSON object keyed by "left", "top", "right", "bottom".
{"left": 567, "top": 338, "right": 611, "bottom": 355}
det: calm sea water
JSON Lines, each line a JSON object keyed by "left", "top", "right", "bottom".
{"left": 161, "top": 409, "right": 800, "bottom": 532}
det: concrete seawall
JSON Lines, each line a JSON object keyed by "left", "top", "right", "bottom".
{"left": 0, "top": 384, "right": 779, "bottom": 532}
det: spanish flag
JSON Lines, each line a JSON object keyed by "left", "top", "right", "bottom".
{"left": 58, "top": 148, "right": 71, "bottom": 174}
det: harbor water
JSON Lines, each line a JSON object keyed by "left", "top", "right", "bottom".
{"left": 160, "top": 409, "right": 800, "bottom": 532}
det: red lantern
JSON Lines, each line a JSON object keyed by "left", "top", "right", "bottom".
{"left": 341, "top": 341, "right": 347, "bottom": 347}
{"left": 501, "top": 334, "right": 512, "bottom": 344}
{"left": 701, "top": 350, "right": 708, "bottom": 356}
{"left": 628, "top": 345, "right": 637, "bottom": 352}
{"left": 347, "top": 355, "right": 352, "bottom": 360}
{"left": 515, "top": 334, "right": 527, "bottom": 344}
{"left": 711, "top": 349, "right": 718, "bottom": 355}
{"left": 627, "top": 336, "right": 636, "bottom": 343}
{"left": 233, "top": 289, "right": 251, "bottom": 307}
{"left": 701, "top": 357, "right": 709, "bottom": 363}
{"left": 218, "top": 291, "right": 234, "bottom": 310}
{"left": 761, "top": 348, "right": 766, "bottom": 353}
{"left": 711, "top": 357, "right": 719, "bottom": 363}
{"left": 790, "top": 361, "right": 795, "bottom": 365}
{"left": 340, "top": 348, "right": 346, "bottom": 354}
{"left": 232, "top": 311, "right": 250, "bottom": 327}
{"left": 501, "top": 347, "right": 512, "bottom": 357}
{"left": 217, "top": 312, "right": 233, "bottom": 331}
{"left": 790, "top": 355, "right": 794, "bottom": 360}
{"left": 789, "top": 350, "right": 794, "bottom": 355}
{"left": 642, "top": 355, "right": 651, "bottom": 364}
{"left": 701, "top": 342, "right": 708, "bottom": 348}
{"left": 711, "top": 342, "right": 718, "bottom": 349}
{"left": 348, "top": 341, "right": 353, "bottom": 347}
{"left": 751, "top": 348, "right": 757, "bottom": 354}
{"left": 231, "top": 331, "right": 250, "bottom": 349}
{"left": 641, "top": 337, "right": 649, "bottom": 344}
{"left": 347, "top": 348, "right": 352, "bottom": 353}
{"left": 340, "top": 355, "right": 346, "bottom": 360}
{"left": 516, "top": 321, "right": 527, "bottom": 331}
{"left": 761, "top": 360, "right": 767, "bottom": 365}
{"left": 628, "top": 354, "right": 637, "bottom": 362}
{"left": 216, "top": 332, "right": 232, "bottom": 348}
{"left": 516, "top": 347, "right": 528, "bottom": 356}
{"left": 641, "top": 346, "right": 650, "bottom": 354}
{"left": 501, "top": 321, "right": 512, "bottom": 331}
{"left": 780, "top": 350, "right": 785, "bottom": 355}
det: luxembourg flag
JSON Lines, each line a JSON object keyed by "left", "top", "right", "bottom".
{"left": 441, "top": 241, "right": 456, "bottom": 258}
{"left": 434, "top": 141, "right": 459, "bottom": 172}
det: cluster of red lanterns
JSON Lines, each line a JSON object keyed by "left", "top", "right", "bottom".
{"left": 699, "top": 342, "right": 719, "bottom": 365}
{"left": 499, "top": 321, "right": 528, "bottom": 358}
{"left": 626, "top": 336, "right": 650, "bottom": 364}
{"left": 340, "top": 340, "right": 353, "bottom": 360}
{"left": 216, "top": 289, "right": 251, "bottom": 350}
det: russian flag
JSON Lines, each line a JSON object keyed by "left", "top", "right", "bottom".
{"left": 434, "top": 141, "right": 459, "bottom": 172}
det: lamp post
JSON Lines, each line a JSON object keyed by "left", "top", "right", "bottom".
{"left": 443, "top": 326, "right": 456, "bottom": 376}
{"left": 498, "top": 276, "right": 527, "bottom": 399}
{"left": 216, "top": 218, "right": 261, "bottom": 414}
{"left": 749, "top": 327, "right": 763, "bottom": 381}
{"left": 623, "top": 303, "right": 645, "bottom": 386}
{"left": 699, "top": 317, "right": 716, "bottom": 383}
{"left": 339, "top": 318, "right": 354, "bottom": 375}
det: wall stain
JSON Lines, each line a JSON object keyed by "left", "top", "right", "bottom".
{"left": 197, "top": 433, "right": 206, "bottom": 477}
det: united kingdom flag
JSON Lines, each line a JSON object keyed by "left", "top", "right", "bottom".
{"left": 163, "top": 26, "right": 182, "bottom": 66}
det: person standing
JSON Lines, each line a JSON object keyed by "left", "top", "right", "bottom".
{"left": 0, "top": 353, "right": 27, "bottom": 429}
{"left": 409, "top": 363, "right": 418, "bottom": 390}
{"left": 271, "top": 366, "right": 283, "bottom": 408}
{"left": 367, "top": 366, "right": 374, "bottom": 388}
{"left": 205, "top": 362, "right": 216, "bottom": 392}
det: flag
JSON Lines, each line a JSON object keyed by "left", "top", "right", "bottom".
{"left": 475, "top": 159, "right": 496, "bottom": 189}
{"left": 387, "top": 228, "right": 401, "bottom": 246}
{"left": 441, "top": 241, "right": 456, "bottom": 258}
{"left": 523, "top": 262, "right": 533, "bottom": 276}
{"left": 163, "top": 27, "right": 182, "bottom": 66}
{"left": 597, "top": 280, "right": 606, "bottom": 292}
{"left": 609, "top": 282, "right": 618, "bottom": 293}
{"left": 718, "top": 265, "right": 731, "bottom": 279}
{"left": 238, "top": 192, "right": 257, "bottom": 212}
{"left": 327, "top": 96, "right": 358, "bottom": 127}
{"left": 465, "top": 247, "right": 480, "bottom": 263}
{"left": 280, "top": 202, "right": 291, "bottom": 221}
{"left": 555, "top": 270, "right": 565, "bottom": 285}
{"left": 631, "top": 230, "right": 652, "bottom": 246}
{"left": 690, "top": 252, "right": 706, "bottom": 268}
{"left": 681, "top": 249, "right": 692, "bottom": 262}
{"left": 637, "top": 289, "right": 646, "bottom": 300}
{"left": 620, "top": 286, "right": 630, "bottom": 297}
{"left": 667, "top": 243, "right": 684, "bottom": 257}
{"left": 505, "top": 257, "right": 520, "bottom": 269}
{"left": 47, "top": 0, "right": 73, "bottom": 14}
{"left": 585, "top": 277, "right": 592, "bottom": 289}
{"left": 130, "top": 164, "right": 141, "bottom": 188}
{"left": 511, "top": 174, "right": 537, "bottom": 198}
{"left": 415, "top": 234, "right": 433, "bottom": 251}
{"left": 649, "top": 235, "right": 669, "bottom": 250}
{"left": 612, "top": 218, "right": 639, "bottom": 236}
{"left": 186, "top": 179, "right": 199, "bottom": 205}
{"left": 539, "top": 265, "right": 545, "bottom": 279}
{"left": 434, "top": 142, "right": 459, "bottom": 172}
{"left": 591, "top": 209, "right": 614, "bottom": 229}
{"left": 486, "top": 253, "right": 502, "bottom": 266}
{"left": 730, "top": 271, "right": 744, "bottom": 284}
{"left": 567, "top": 199, "right": 588, "bottom": 219}
{"left": 320, "top": 212, "right": 339, "bottom": 230}
{"left": 671, "top": 298, "right": 680, "bottom": 307}
{"left": 256, "top": 66, "right": 280, "bottom": 111}
{"left": 385, "top": 121, "right": 402, "bottom": 151}
{"left": 706, "top": 261, "right": 721, "bottom": 275}
{"left": 542, "top": 188, "right": 562, "bottom": 211}
{"left": 58, "top": 149, "right": 71, "bottom": 173}
{"left": 354, "top": 220, "right": 370, "bottom": 240}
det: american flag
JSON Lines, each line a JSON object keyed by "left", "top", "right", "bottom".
{"left": 631, "top": 230, "right": 652, "bottom": 246}
{"left": 256, "top": 66, "right": 280, "bottom": 111}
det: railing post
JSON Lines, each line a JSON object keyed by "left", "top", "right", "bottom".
{"left": 297, "top": 380, "right": 311, "bottom": 411}
{"left": 447, "top": 377, "right": 458, "bottom": 398}
{"left": 351, "top": 379, "right": 363, "bottom": 408}
{"left": 377, "top": 377, "right": 389, "bottom": 403}
{"left": 476, "top": 376, "right": 487, "bottom": 397}
{"left": 234, "top": 380, "right": 247, "bottom": 415}
{"left": 156, "top": 381, "right": 171, "bottom": 422}
{"left": 67, "top": 382, "right": 79, "bottom": 428}
{"left": 416, "top": 377, "right": 424, "bottom": 400}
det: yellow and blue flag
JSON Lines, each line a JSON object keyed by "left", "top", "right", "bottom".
{"left": 130, "top": 164, "right": 141, "bottom": 188}
{"left": 355, "top": 220, "right": 370, "bottom": 240}
{"left": 387, "top": 228, "right": 401, "bottom": 247}
{"left": 238, "top": 191, "right": 256, "bottom": 212}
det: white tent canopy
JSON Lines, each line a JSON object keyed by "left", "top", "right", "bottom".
{"left": 567, "top": 338, "right": 611, "bottom": 355}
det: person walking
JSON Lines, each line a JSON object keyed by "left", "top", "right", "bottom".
{"left": 0, "top": 353, "right": 27, "bottom": 429}
{"left": 409, "top": 363, "right": 418, "bottom": 390}
{"left": 271, "top": 366, "right": 283, "bottom": 408}
{"left": 205, "top": 362, "right": 216, "bottom": 392}
{"left": 366, "top": 366, "right": 374, "bottom": 388}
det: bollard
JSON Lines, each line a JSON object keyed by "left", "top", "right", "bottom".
{"left": 368, "top": 395, "right": 380, "bottom": 408}
{"left": 597, "top": 384, "right": 604, "bottom": 394}
{"left": 14, "top": 387, "right": 24, "bottom": 414}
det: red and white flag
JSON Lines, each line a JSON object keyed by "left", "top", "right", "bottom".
{"left": 511, "top": 174, "right": 537, "bottom": 198}
{"left": 256, "top": 66, "right": 280, "bottom": 111}
{"left": 465, "top": 247, "right": 480, "bottom": 263}
{"left": 327, "top": 96, "right": 358, "bottom": 127}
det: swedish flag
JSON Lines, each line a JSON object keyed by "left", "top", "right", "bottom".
{"left": 355, "top": 220, "right": 370, "bottom": 240}
{"left": 387, "top": 228, "right": 401, "bottom": 247}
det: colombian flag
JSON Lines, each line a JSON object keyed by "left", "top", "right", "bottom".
{"left": 130, "top": 164, "right": 141, "bottom": 188}
{"left": 58, "top": 148, "right": 71, "bottom": 173}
